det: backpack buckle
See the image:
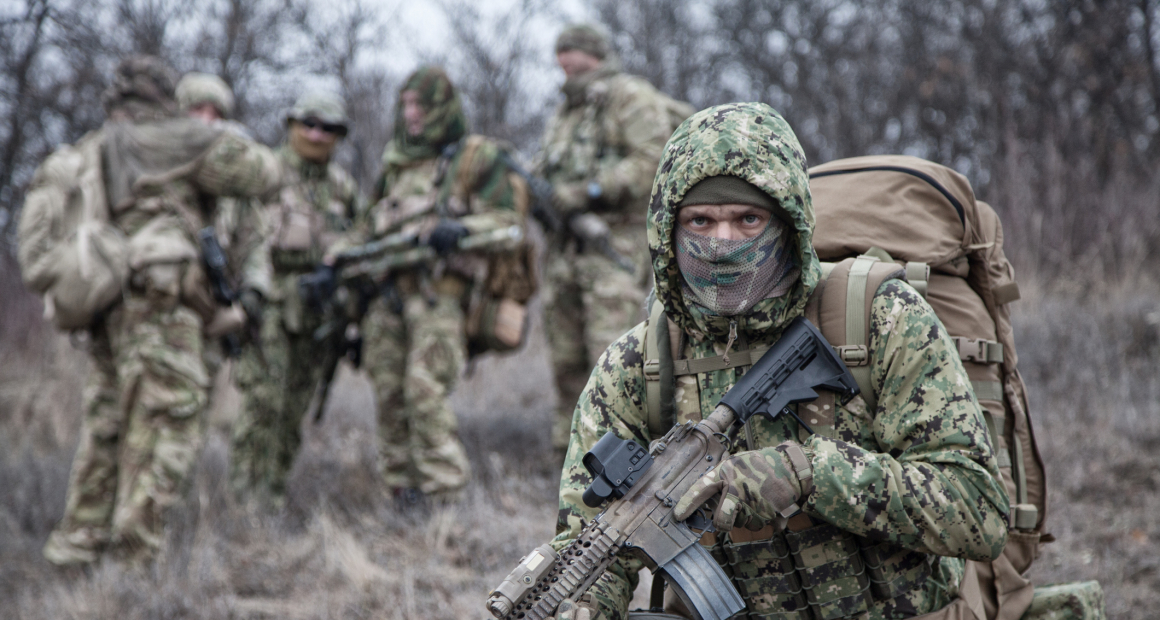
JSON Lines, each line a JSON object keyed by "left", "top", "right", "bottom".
{"left": 643, "top": 359, "right": 661, "bottom": 380}
{"left": 956, "top": 338, "right": 1004, "bottom": 364}
{"left": 835, "top": 345, "right": 869, "bottom": 367}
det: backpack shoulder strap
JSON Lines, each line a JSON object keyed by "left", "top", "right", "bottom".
{"left": 815, "top": 256, "right": 905, "bottom": 412}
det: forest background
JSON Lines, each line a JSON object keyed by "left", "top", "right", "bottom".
{"left": 1, "top": 0, "right": 1158, "bottom": 618}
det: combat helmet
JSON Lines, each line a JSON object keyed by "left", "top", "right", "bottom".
{"left": 175, "top": 72, "right": 235, "bottom": 118}
{"left": 286, "top": 91, "right": 349, "bottom": 135}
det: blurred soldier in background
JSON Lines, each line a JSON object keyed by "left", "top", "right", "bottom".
{"left": 228, "top": 91, "right": 360, "bottom": 503}
{"left": 41, "top": 56, "right": 281, "bottom": 566}
{"left": 535, "top": 24, "right": 692, "bottom": 452}
{"left": 175, "top": 72, "right": 273, "bottom": 388}
{"left": 363, "top": 66, "right": 530, "bottom": 505}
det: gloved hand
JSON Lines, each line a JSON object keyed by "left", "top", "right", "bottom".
{"left": 551, "top": 181, "right": 590, "bottom": 217}
{"left": 239, "top": 288, "right": 264, "bottom": 324}
{"left": 554, "top": 596, "right": 599, "bottom": 620}
{"left": 673, "top": 442, "right": 814, "bottom": 533}
{"left": 427, "top": 218, "right": 470, "bottom": 256}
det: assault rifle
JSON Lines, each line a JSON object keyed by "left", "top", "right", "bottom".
{"left": 298, "top": 225, "right": 526, "bottom": 422}
{"left": 197, "top": 226, "right": 242, "bottom": 357}
{"left": 487, "top": 317, "right": 860, "bottom": 620}
{"left": 499, "top": 152, "right": 636, "bottom": 275}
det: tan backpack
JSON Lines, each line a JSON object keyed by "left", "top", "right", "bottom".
{"left": 639, "top": 155, "right": 1072, "bottom": 619}
{"left": 17, "top": 130, "right": 129, "bottom": 330}
{"left": 808, "top": 155, "right": 1046, "bottom": 619}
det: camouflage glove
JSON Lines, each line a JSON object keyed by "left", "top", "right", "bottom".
{"left": 551, "top": 181, "right": 590, "bottom": 217}
{"left": 554, "top": 597, "right": 598, "bottom": 620}
{"left": 673, "top": 442, "right": 814, "bottom": 532}
{"left": 428, "top": 218, "right": 470, "bottom": 256}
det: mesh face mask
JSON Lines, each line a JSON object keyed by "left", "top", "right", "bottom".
{"left": 675, "top": 218, "right": 799, "bottom": 316}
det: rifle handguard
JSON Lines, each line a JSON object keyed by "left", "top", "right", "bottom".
{"left": 486, "top": 317, "right": 856, "bottom": 620}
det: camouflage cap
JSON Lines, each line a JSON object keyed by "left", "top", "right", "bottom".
{"left": 175, "top": 72, "right": 235, "bottom": 118}
{"left": 102, "top": 55, "right": 178, "bottom": 117}
{"left": 555, "top": 24, "right": 610, "bottom": 60}
{"left": 286, "top": 91, "right": 349, "bottom": 128}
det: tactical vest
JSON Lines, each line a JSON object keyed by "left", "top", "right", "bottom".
{"left": 268, "top": 154, "right": 355, "bottom": 272}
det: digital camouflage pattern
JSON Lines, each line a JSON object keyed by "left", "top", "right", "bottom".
{"left": 550, "top": 103, "right": 1008, "bottom": 619}
{"left": 229, "top": 145, "right": 359, "bottom": 500}
{"left": 536, "top": 59, "right": 676, "bottom": 449}
{"left": 361, "top": 68, "right": 524, "bottom": 499}
{"left": 44, "top": 87, "right": 280, "bottom": 564}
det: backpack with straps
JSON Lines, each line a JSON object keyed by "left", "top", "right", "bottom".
{"left": 17, "top": 130, "right": 129, "bottom": 330}
{"left": 641, "top": 155, "right": 1069, "bottom": 619}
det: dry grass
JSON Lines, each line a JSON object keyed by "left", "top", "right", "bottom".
{"left": 1, "top": 275, "right": 1157, "bottom": 619}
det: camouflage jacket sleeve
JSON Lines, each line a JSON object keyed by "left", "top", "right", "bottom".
{"left": 595, "top": 77, "right": 672, "bottom": 211}
{"left": 195, "top": 133, "right": 282, "bottom": 198}
{"left": 443, "top": 136, "right": 525, "bottom": 235}
{"left": 803, "top": 280, "right": 1010, "bottom": 561}
{"left": 216, "top": 197, "right": 273, "bottom": 297}
{"left": 551, "top": 322, "right": 652, "bottom": 620}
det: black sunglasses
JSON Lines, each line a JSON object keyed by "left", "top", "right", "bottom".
{"left": 300, "top": 117, "right": 348, "bottom": 136}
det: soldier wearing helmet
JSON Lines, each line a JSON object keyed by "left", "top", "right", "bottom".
{"left": 229, "top": 90, "right": 361, "bottom": 502}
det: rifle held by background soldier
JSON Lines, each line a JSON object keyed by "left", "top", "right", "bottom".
{"left": 298, "top": 224, "right": 526, "bottom": 422}
{"left": 198, "top": 226, "right": 244, "bottom": 357}
{"left": 500, "top": 152, "right": 636, "bottom": 275}
{"left": 486, "top": 317, "right": 860, "bottom": 620}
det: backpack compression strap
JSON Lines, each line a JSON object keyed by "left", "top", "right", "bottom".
{"left": 813, "top": 256, "right": 906, "bottom": 412}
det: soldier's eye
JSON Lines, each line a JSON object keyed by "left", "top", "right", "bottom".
{"left": 691, "top": 217, "right": 708, "bottom": 226}
{"left": 742, "top": 214, "right": 760, "bottom": 224}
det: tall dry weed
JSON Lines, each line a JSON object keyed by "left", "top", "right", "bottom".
{"left": 1, "top": 221, "right": 1158, "bottom": 618}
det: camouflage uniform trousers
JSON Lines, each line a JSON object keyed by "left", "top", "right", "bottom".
{"left": 44, "top": 279, "right": 209, "bottom": 565}
{"left": 361, "top": 282, "right": 471, "bottom": 499}
{"left": 229, "top": 300, "right": 322, "bottom": 501}
{"left": 543, "top": 225, "right": 651, "bottom": 450}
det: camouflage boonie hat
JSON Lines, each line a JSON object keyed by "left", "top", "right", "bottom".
{"left": 175, "top": 72, "right": 235, "bottom": 118}
{"left": 286, "top": 91, "right": 349, "bottom": 129}
{"left": 101, "top": 55, "right": 178, "bottom": 115}
{"left": 555, "top": 24, "right": 610, "bottom": 59}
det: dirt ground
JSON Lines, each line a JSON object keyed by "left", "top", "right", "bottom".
{"left": 1, "top": 285, "right": 1157, "bottom": 619}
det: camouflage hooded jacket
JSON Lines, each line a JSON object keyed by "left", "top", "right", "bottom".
{"left": 368, "top": 67, "right": 524, "bottom": 243}
{"left": 551, "top": 103, "right": 1009, "bottom": 619}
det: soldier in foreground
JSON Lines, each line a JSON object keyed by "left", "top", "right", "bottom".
{"left": 535, "top": 24, "right": 689, "bottom": 452}
{"left": 362, "top": 67, "right": 528, "bottom": 504}
{"left": 548, "top": 103, "right": 1008, "bottom": 619}
{"left": 40, "top": 56, "right": 281, "bottom": 565}
{"left": 229, "top": 92, "right": 360, "bottom": 502}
